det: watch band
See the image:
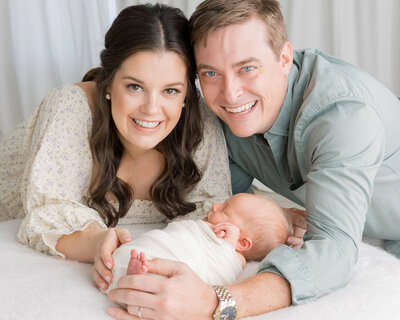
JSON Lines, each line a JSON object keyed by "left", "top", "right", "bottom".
{"left": 213, "top": 285, "right": 235, "bottom": 302}
{"left": 213, "top": 285, "right": 238, "bottom": 320}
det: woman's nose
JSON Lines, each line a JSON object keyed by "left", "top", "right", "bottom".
{"left": 141, "top": 93, "right": 161, "bottom": 115}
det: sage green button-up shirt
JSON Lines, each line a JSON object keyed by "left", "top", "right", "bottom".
{"left": 221, "top": 49, "right": 400, "bottom": 304}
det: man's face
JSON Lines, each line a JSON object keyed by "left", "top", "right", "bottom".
{"left": 194, "top": 18, "right": 292, "bottom": 137}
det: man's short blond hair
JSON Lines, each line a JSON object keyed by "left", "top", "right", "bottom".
{"left": 189, "top": 0, "right": 288, "bottom": 59}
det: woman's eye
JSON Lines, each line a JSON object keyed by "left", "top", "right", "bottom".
{"left": 128, "top": 84, "right": 142, "bottom": 92}
{"left": 164, "top": 88, "right": 179, "bottom": 95}
{"left": 242, "top": 66, "right": 255, "bottom": 72}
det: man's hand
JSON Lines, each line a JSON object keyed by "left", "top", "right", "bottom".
{"left": 284, "top": 207, "right": 307, "bottom": 249}
{"left": 107, "top": 258, "right": 217, "bottom": 320}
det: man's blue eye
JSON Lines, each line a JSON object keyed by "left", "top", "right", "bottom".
{"left": 205, "top": 71, "right": 216, "bottom": 77}
{"left": 242, "top": 66, "right": 254, "bottom": 72}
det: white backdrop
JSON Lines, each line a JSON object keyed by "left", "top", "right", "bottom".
{"left": 1, "top": 0, "right": 399, "bottom": 136}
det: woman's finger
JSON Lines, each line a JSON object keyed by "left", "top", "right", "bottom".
{"left": 115, "top": 228, "right": 133, "bottom": 244}
{"left": 93, "top": 267, "right": 109, "bottom": 290}
{"left": 95, "top": 253, "right": 113, "bottom": 283}
{"left": 99, "top": 229, "right": 118, "bottom": 270}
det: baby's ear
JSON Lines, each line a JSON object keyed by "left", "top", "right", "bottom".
{"left": 237, "top": 235, "right": 252, "bottom": 252}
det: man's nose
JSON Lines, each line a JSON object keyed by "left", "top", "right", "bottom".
{"left": 222, "top": 75, "right": 243, "bottom": 105}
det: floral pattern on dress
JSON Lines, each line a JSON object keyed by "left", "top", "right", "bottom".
{"left": 0, "top": 85, "right": 232, "bottom": 258}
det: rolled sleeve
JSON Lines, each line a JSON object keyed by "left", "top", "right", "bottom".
{"left": 258, "top": 102, "right": 385, "bottom": 304}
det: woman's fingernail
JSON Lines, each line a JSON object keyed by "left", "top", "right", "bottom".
{"left": 105, "top": 276, "right": 111, "bottom": 283}
{"left": 106, "top": 262, "right": 112, "bottom": 269}
{"left": 100, "top": 282, "right": 106, "bottom": 290}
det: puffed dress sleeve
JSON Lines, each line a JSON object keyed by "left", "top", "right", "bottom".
{"left": 6, "top": 85, "right": 106, "bottom": 258}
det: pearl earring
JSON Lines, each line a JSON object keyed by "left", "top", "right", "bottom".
{"left": 105, "top": 93, "right": 111, "bottom": 100}
{"left": 182, "top": 102, "right": 186, "bottom": 107}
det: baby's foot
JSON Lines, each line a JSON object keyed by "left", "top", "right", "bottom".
{"left": 127, "top": 249, "right": 149, "bottom": 275}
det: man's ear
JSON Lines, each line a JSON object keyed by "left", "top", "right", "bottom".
{"left": 236, "top": 235, "right": 253, "bottom": 252}
{"left": 280, "top": 41, "right": 293, "bottom": 76}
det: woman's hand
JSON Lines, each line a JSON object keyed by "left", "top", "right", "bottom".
{"left": 93, "top": 227, "right": 132, "bottom": 291}
{"left": 284, "top": 207, "right": 307, "bottom": 249}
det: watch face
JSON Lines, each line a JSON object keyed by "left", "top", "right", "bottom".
{"left": 219, "top": 306, "right": 237, "bottom": 320}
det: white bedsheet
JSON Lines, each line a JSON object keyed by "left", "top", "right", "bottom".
{"left": 1, "top": 218, "right": 400, "bottom": 319}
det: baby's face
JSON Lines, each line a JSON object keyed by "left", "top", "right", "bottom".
{"left": 206, "top": 193, "right": 276, "bottom": 235}
{"left": 206, "top": 194, "right": 257, "bottom": 231}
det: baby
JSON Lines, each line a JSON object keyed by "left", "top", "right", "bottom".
{"left": 105, "top": 193, "right": 305, "bottom": 293}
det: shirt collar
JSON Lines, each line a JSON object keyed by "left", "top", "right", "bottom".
{"left": 263, "top": 57, "right": 299, "bottom": 139}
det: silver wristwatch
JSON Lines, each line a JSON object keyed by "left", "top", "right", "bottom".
{"left": 212, "top": 285, "right": 238, "bottom": 320}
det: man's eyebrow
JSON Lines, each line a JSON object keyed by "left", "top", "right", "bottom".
{"left": 197, "top": 58, "right": 261, "bottom": 71}
{"left": 197, "top": 64, "right": 216, "bottom": 71}
{"left": 232, "top": 58, "right": 261, "bottom": 68}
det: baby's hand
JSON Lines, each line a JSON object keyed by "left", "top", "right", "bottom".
{"left": 212, "top": 222, "right": 240, "bottom": 247}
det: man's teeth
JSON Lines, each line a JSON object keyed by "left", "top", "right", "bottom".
{"left": 134, "top": 119, "right": 160, "bottom": 128}
{"left": 225, "top": 101, "right": 256, "bottom": 114}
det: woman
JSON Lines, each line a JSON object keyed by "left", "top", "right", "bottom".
{"left": 0, "top": 4, "right": 232, "bottom": 292}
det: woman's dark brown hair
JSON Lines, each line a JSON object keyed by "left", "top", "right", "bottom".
{"left": 83, "top": 4, "right": 203, "bottom": 227}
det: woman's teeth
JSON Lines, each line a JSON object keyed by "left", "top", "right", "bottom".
{"left": 225, "top": 101, "right": 256, "bottom": 114}
{"left": 134, "top": 119, "right": 160, "bottom": 128}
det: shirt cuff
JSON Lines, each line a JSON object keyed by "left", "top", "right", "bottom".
{"left": 257, "top": 244, "right": 319, "bottom": 305}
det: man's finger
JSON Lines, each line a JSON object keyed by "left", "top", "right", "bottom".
{"left": 116, "top": 273, "right": 165, "bottom": 294}
{"left": 108, "top": 287, "right": 158, "bottom": 309}
{"left": 292, "top": 225, "right": 307, "bottom": 238}
{"left": 287, "top": 236, "right": 303, "bottom": 247}
{"left": 108, "top": 307, "right": 138, "bottom": 320}
{"left": 147, "top": 258, "right": 188, "bottom": 278}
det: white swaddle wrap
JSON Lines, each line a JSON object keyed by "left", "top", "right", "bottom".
{"left": 106, "top": 220, "right": 242, "bottom": 293}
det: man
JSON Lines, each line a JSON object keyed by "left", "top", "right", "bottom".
{"left": 107, "top": 1, "right": 400, "bottom": 319}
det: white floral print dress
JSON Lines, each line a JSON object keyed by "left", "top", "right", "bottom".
{"left": 0, "top": 84, "right": 232, "bottom": 258}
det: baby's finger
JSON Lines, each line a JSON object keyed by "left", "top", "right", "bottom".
{"left": 212, "top": 225, "right": 227, "bottom": 238}
{"left": 213, "top": 222, "right": 232, "bottom": 228}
